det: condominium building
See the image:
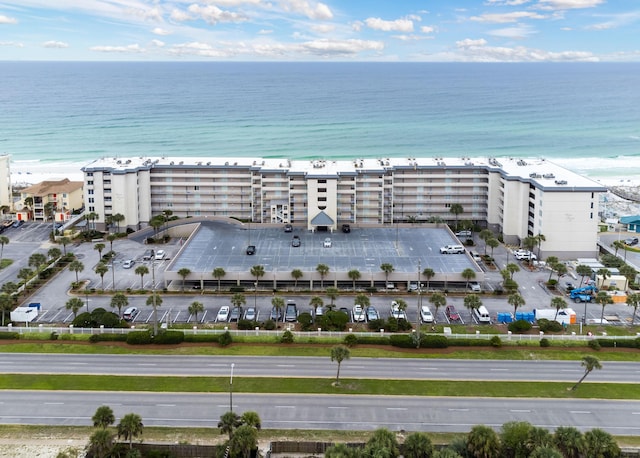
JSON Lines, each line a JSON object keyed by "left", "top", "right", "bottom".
{"left": 82, "top": 156, "right": 606, "bottom": 258}
{"left": 0, "top": 155, "right": 11, "bottom": 216}
{"left": 16, "top": 178, "right": 84, "bottom": 223}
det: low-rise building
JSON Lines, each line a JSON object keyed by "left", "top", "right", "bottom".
{"left": 16, "top": 178, "right": 83, "bottom": 223}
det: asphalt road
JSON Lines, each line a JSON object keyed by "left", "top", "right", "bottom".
{"left": 1, "top": 390, "right": 638, "bottom": 435}
{"left": 0, "top": 354, "right": 639, "bottom": 383}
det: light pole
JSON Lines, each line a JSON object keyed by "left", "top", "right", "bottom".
{"left": 417, "top": 260, "right": 422, "bottom": 330}
{"left": 229, "top": 363, "right": 235, "bottom": 412}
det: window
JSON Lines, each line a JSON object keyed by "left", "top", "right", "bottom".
{"left": 88, "top": 198, "right": 94, "bottom": 203}
{"left": 318, "top": 197, "right": 327, "bottom": 202}
{"left": 89, "top": 206, "right": 95, "bottom": 212}
{"left": 87, "top": 172, "right": 93, "bottom": 177}
{"left": 87, "top": 181, "right": 93, "bottom": 186}
{"left": 318, "top": 188, "right": 327, "bottom": 193}
{"left": 88, "top": 189, "right": 94, "bottom": 195}
{"left": 318, "top": 179, "right": 327, "bottom": 184}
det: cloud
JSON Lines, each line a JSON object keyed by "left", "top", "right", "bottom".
{"left": 169, "top": 42, "right": 231, "bottom": 58}
{"left": 0, "top": 41, "right": 23, "bottom": 47}
{"left": 278, "top": 0, "right": 333, "bottom": 20}
{"left": 365, "top": 17, "right": 414, "bottom": 32}
{"left": 90, "top": 44, "right": 145, "bottom": 53}
{"left": 488, "top": 24, "right": 537, "bottom": 39}
{"left": 393, "top": 34, "right": 433, "bottom": 41}
{"left": 152, "top": 27, "right": 171, "bottom": 36}
{"left": 537, "top": 0, "right": 604, "bottom": 9}
{"left": 151, "top": 39, "right": 165, "bottom": 47}
{"left": 485, "top": 0, "right": 531, "bottom": 5}
{"left": 310, "top": 24, "right": 335, "bottom": 33}
{"left": 470, "top": 11, "right": 546, "bottom": 23}
{"left": 170, "top": 9, "right": 191, "bottom": 22}
{"left": 421, "top": 25, "right": 435, "bottom": 33}
{"left": 454, "top": 38, "right": 598, "bottom": 61}
{"left": 187, "top": 5, "right": 248, "bottom": 25}
{"left": 301, "top": 38, "right": 384, "bottom": 56}
{"left": 258, "top": 29, "right": 273, "bottom": 34}
{"left": 43, "top": 40, "right": 69, "bottom": 48}
{"left": 0, "top": 14, "right": 18, "bottom": 24}
{"left": 586, "top": 11, "right": 640, "bottom": 31}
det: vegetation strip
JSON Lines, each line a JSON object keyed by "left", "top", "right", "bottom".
{"left": 0, "top": 374, "right": 637, "bottom": 399}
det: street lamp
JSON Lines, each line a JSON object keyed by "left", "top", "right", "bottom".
{"left": 229, "top": 363, "right": 235, "bottom": 412}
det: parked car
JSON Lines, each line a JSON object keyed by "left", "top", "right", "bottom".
{"left": 246, "top": 245, "right": 256, "bottom": 255}
{"left": 123, "top": 306, "right": 139, "bottom": 321}
{"left": 445, "top": 305, "right": 460, "bottom": 322}
{"left": 624, "top": 237, "right": 639, "bottom": 246}
{"left": 243, "top": 307, "right": 257, "bottom": 321}
{"left": 284, "top": 224, "right": 293, "bottom": 232}
{"left": 229, "top": 306, "right": 243, "bottom": 322}
{"left": 154, "top": 250, "right": 165, "bottom": 260}
{"left": 314, "top": 306, "right": 325, "bottom": 318}
{"left": 142, "top": 249, "right": 154, "bottom": 261}
{"left": 420, "top": 305, "right": 434, "bottom": 323}
{"left": 285, "top": 301, "right": 298, "bottom": 322}
{"left": 342, "top": 224, "right": 351, "bottom": 233}
{"left": 292, "top": 235, "right": 301, "bottom": 247}
{"left": 12, "top": 220, "right": 24, "bottom": 228}
{"left": 514, "top": 249, "right": 537, "bottom": 261}
{"left": 455, "top": 230, "right": 472, "bottom": 237}
{"left": 270, "top": 306, "right": 282, "bottom": 321}
{"left": 122, "top": 259, "right": 134, "bottom": 269}
{"left": 338, "top": 307, "right": 350, "bottom": 318}
{"left": 390, "top": 301, "right": 407, "bottom": 320}
{"left": 323, "top": 237, "right": 332, "bottom": 248}
{"left": 352, "top": 304, "right": 366, "bottom": 322}
{"left": 216, "top": 306, "right": 230, "bottom": 322}
{"left": 469, "top": 282, "right": 482, "bottom": 292}
{"left": 440, "top": 244, "right": 465, "bottom": 254}
{"left": 366, "top": 306, "right": 379, "bottom": 322}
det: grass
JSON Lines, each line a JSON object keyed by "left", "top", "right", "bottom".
{"left": 0, "top": 373, "right": 638, "bottom": 400}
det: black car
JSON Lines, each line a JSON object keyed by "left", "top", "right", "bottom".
{"left": 229, "top": 306, "right": 242, "bottom": 322}
{"left": 246, "top": 245, "right": 256, "bottom": 255}
{"left": 270, "top": 306, "right": 282, "bottom": 321}
{"left": 342, "top": 224, "right": 351, "bottom": 233}
{"left": 284, "top": 224, "right": 293, "bottom": 232}
{"left": 292, "top": 235, "right": 301, "bottom": 247}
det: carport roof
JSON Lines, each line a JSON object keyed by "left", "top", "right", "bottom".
{"left": 310, "top": 211, "right": 334, "bottom": 226}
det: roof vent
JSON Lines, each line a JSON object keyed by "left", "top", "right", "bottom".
{"left": 555, "top": 180, "right": 567, "bottom": 185}
{"left": 543, "top": 173, "right": 555, "bottom": 179}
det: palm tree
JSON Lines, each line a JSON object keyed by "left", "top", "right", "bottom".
{"left": 506, "top": 263, "right": 520, "bottom": 279}
{"left": 28, "top": 252, "right": 47, "bottom": 273}
{"left": 325, "top": 443, "right": 355, "bottom": 458}
{"left": 464, "top": 293, "right": 482, "bottom": 315}
{"left": 576, "top": 264, "right": 593, "bottom": 287}
{"left": 228, "top": 424, "right": 258, "bottom": 458}
{"left": 403, "top": 432, "right": 434, "bottom": 458}
{"left": 316, "top": 263, "right": 329, "bottom": 289}
{"left": 94, "top": 242, "right": 105, "bottom": 259}
{"left": 309, "top": 295, "right": 324, "bottom": 312}
{"left": 449, "top": 203, "right": 464, "bottom": 229}
{"left": 534, "top": 233, "right": 546, "bottom": 259}
{"left": 466, "top": 424, "right": 501, "bottom": 458}
{"left": 554, "top": 263, "right": 567, "bottom": 282}
{"left": 23, "top": 196, "right": 33, "bottom": 219}
{"left": 212, "top": 267, "right": 226, "bottom": 291}
{"left": 325, "top": 286, "right": 339, "bottom": 309}
{"left": 479, "top": 229, "right": 493, "bottom": 255}
{"left": 135, "top": 265, "right": 149, "bottom": 289}
{"left": 240, "top": 411, "right": 262, "bottom": 430}
{"left": 487, "top": 237, "right": 500, "bottom": 258}
{"left": 612, "top": 240, "right": 624, "bottom": 257}
{"left": 218, "top": 411, "right": 242, "bottom": 440}
{"left": 626, "top": 292, "right": 640, "bottom": 325}
{"left": 188, "top": 300, "right": 204, "bottom": 322}
{"left": 583, "top": 428, "right": 621, "bottom": 458}
{"left": 507, "top": 293, "right": 526, "bottom": 318}
{"left": 250, "top": 264, "right": 265, "bottom": 287}
{"left": 462, "top": 268, "right": 476, "bottom": 290}
{"left": 17, "top": 268, "right": 34, "bottom": 290}
{"left": 231, "top": 292, "right": 246, "bottom": 308}
{"left": 87, "top": 429, "right": 114, "bottom": 458}
{"left": 0, "top": 293, "right": 14, "bottom": 326}
{"left": 553, "top": 426, "right": 585, "bottom": 458}
{"left": 146, "top": 293, "right": 163, "bottom": 335}
{"left": 47, "top": 247, "right": 61, "bottom": 260}
{"left": 92, "top": 405, "right": 115, "bottom": 429}
{"left": 595, "top": 291, "right": 613, "bottom": 325}
{"left": 0, "top": 235, "right": 9, "bottom": 264}
{"left": 354, "top": 293, "right": 370, "bottom": 309}
{"left": 68, "top": 259, "right": 85, "bottom": 284}
{"left": 546, "top": 257, "right": 559, "bottom": 281}
{"left": 394, "top": 298, "right": 407, "bottom": 324}
{"left": 65, "top": 297, "right": 84, "bottom": 318}
{"left": 571, "top": 355, "right": 602, "bottom": 390}
{"left": 348, "top": 269, "right": 361, "bottom": 291}
{"left": 117, "top": 413, "right": 144, "bottom": 449}
{"left": 106, "top": 233, "right": 118, "bottom": 253}
{"left": 111, "top": 213, "right": 125, "bottom": 233}
{"left": 94, "top": 262, "right": 109, "bottom": 290}
{"left": 422, "top": 268, "right": 435, "bottom": 292}
{"left": 380, "top": 263, "right": 394, "bottom": 292}
{"left": 330, "top": 344, "right": 351, "bottom": 384}
{"left": 551, "top": 297, "right": 567, "bottom": 321}
{"left": 291, "top": 268, "right": 303, "bottom": 288}
{"left": 178, "top": 267, "right": 191, "bottom": 291}
{"left": 429, "top": 292, "right": 446, "bottom": 323}
{"left": 596, "top": 268, "right": 611, "bottom": 286}
{"left": 365, "top": 428, "right": 400, "bottom": 458}
{"left": 271, "top": 295, "right": 284, "bottom": 322}
{"left": 110, "top": 292, "right": 129, "bottom": 317}
{"left": 59, "top": 236, "right": 71, "bottom": 255}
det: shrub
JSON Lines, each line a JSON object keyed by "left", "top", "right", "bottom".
{"left": 184, "top": 334, "right": 219, "bottom": 343}
{"left": 508, "top": 319, "right": 532, "bottom": 333}
{"left": 389, "top": 334, "right": 414, "bottom": 348}
{"left": 490, "top": 336, "right": 502, "bottom": 348}
{"left": 0, "top": 332, "right": 19, "bottom": 340}
{"left": 588, "top": 339, "right": 601, "bottom": 351}
{"left": 126, "top": 331, "right": 153, "bottom": 345}
{"left": 367, "top": 318, "right": 385, "bottom": 331}
{"left": 448, "top": 338, "right": 489, "bottom": 347}
{"left": 540, "top": 338, "right": 550, "bottom": 347}
{"left": 237, "top": 319, "right": 255, "bottom": 330}
{"left": 421, "top": 335, "right": 449, "bottom": 348}
{"left": 88, "top": 333, "right": 128, "bottom": 343}
{"left": 230, "top": 286, "right": 245, "bottom": 293}
{"left": 356, "top": 336, "right": 390, "bottom": 345}
{"left": 50, "top": 331, "right": 59, "bottom": 341}
{"left": 218, "top": 331, "right": 232, "bottom": 347}
{"left": 318, "top": 310, "right": 349, "bottom": 332}
{"left": 343, "top": 334, "right": 358, "bottom": 347}
{"left": 298, "top": 312, "right": 314, "bottom": 331}
{"left": 153, "top": 330, "right": 185, "bottom": 345}
{"left": 280, "top": 329, "right": 294, "bottom": 344}
{"left": 263, "top": 320, "right": 276, "bottom": 330}
{"left": 538, "top": 319, "right": 563, "bottom": 333}
{"left": 547, "top": 279, "right": 558, "bottom": 289}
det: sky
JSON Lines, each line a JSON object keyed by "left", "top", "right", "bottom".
{"left": 1, "top": 0, "right": 639, "bottom": 62}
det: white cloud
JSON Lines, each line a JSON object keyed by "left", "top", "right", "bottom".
{"left": 471, "top": 11, "right": 546, "bottom": 23}
{"left": 0, "top": 41, "right": 23, "bottom": 47}
{"left": 365, "top": 17, "right": 414, "bottom": 32}
{"left": 258, "top": 29, "right": 273, "bottom": 34}
{"left": 169, "top": 41, "right": 231, "bottom": 57}
{"left": 301, "top": 38, "right": 384, "bottom": 56}
{"left": 310, "top": 24, "right": 335, "bottom": 33}
{"left": 152, "top": 27, "right": 171, "bottom": 36}
{"left": 278, "top": 0, "right": 333, "bottom": 20}
{"left": 488, "top": 24, "right": 537, "bottom": 39}
{"left": 151, "top": 39, "right": 165, "bottom": 47}
{"left": 170, "top": 9, "right": 191, "bottom": 22}
{"left": 393, "top": 34, "right": 432, "bottom": 41}
{"left": 421, "top": 25, "right": 435, "bottom": 33}
{"left": 187, "top": 5, "right": 248, "bottom": 25}
{"left": 456, "top": 38, "right": 488, "bottom": 48}
{"left": 537, "top": 0, "right": 604, "bottom": 9}
{"left": 453, "top": 38, "right": 598, "bottom": 61}
{"left": 90, "top": 44, "right": 145, "bottom": 53}
{"left": 586, "top": 11, "right": 640, "bottom": 31}
{"left": 0, "top": 14, "right": 18, "bottom": 24}
{"left": 43, "top": 40, "right": 69, "bottom": 48}
{"left": 351, "top": 20, "right": 363, "bottom": 32}
{"left": 485, "top": 0, "right": 531, "bottom": 5}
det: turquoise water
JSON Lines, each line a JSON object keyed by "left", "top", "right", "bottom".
{"left": 1, "top": 62, "right": 639, "bottom": 178}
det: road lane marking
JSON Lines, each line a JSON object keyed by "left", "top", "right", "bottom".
{"left": 448, "top": 409, "right": 469, "bottom": 412}
{"left": 156, "top": 404, "right": 176, "bottom": 407}
{"left": 510, "top": 410, "right": 531, "bottom": 413}
{"left": 328, "top": 406, "right": 348, "bottom": 409}
{"left": 275, "top": 406, "right": 295, "bottom": 409}
{"left": 490, "top": 369, "right": 508, "bottom": 371}
{"left": 386, "top": 408, "right": 407, "bottom": 411}
{"left": 45, "top": 402, "right": 64, "bottom": 405}
{"left": 570, "top": 411, "right": 591, "bottom": 414}
{"left": 277, "top": 365, "right": 295, "bottom": 368}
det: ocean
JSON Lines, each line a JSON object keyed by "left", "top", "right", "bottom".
{"left": 1, "top": 61, "right": 639, "bottom": 180}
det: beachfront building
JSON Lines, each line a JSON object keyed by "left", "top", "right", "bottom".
{"left": 15, "top": 178, "right": 84, "bottom": 223}
{"left": 82, "top": 156, "right": 606, "bottom": 258}
{"left": 0, "top": 155, "right": 11, "bottom": 217}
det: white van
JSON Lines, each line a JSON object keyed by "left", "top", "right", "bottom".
{"left": 440, "top": 244, "right": 465, "bottom": 254}
{"left": 473, "top": 305, "right": 491, "bottom": 324}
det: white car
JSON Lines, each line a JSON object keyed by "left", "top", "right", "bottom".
{"left": 122, "top": 259, "right": 134, "bottom": 269}
{"left": 155, "top": 250, "right": 166, "bottom": 260}
{"left": 390, "top": 301, "right": 407, "bottom": 320}
{"left": 352, "top": 304, "right": 366, "bottom": 322}
{"left": 514, "top": 249, "right": 537, "bottom": 261}
{"left": 420, "top": 305, "right": 434, "bottom": 323}
{"left": 323, "top": 237, "right": 332, "bottom": 248}
{"left": 216, "top": 306, "right": 230, "bottom": 322}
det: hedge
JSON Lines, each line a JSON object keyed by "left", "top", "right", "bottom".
{"left": 88, "top": 333, "right": 128, "bottom": 343}
{"left": 448, "top": 338, "right": 492, "bottom": 347}
{"left": 153, "top": 330, "right": 185, "bottom": 345}
{"left": 354, "top": 336, "right": 390, "bottom": 346}
{"left": 126, "top": 330, "right": 153, "bottom": 345}
{"left": 595, "top": 337, "right": 640, "bottom": 349}
{"left": 420, "top": 335, "right": 449, "bottom": 349}
{"left": 184, "top": 334, "right": 219, "bottom": 343}
{"left": 0, "top": 331, "right": 19, "bottom": 340}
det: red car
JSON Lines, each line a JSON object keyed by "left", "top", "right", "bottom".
{"left": 445, "top": 305, "right": 460, "bottom": 322}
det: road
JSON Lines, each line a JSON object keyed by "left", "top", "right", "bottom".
{"left": 0, "top": 354, "right": 639, "bottom": 383}
{"left": 1, "top": 391, "right": 639, "bottom": 435}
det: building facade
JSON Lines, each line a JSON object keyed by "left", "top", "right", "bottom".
{"left": 0, "top": 155, "right": 11, "bottom": 217}
{"left": 16, "top": 178, "right": 84, "bottom": 223}
{"left": 82, "top": 156, "right": 606, "bottom": 258}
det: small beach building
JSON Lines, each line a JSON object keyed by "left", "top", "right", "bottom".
{"left": 16, "top": 178, "right": 83, "bottom": 223}
{"left": 619, "top": 215, "right": 640, "bottom": 233}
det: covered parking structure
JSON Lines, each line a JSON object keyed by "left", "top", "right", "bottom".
{"left": 160, "top": 220, "right": 484, "bottom": 291}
